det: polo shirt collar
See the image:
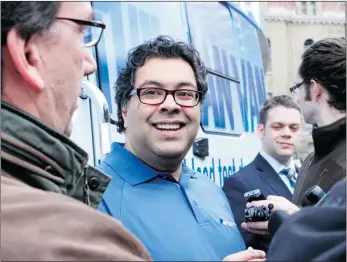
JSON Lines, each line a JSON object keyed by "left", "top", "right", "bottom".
{"left": 103, "top": 143, "right": 197, "bottom": 186}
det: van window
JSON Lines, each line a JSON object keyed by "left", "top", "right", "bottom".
{"left": 186, "top": 2, "right": 244, "bottom": 135}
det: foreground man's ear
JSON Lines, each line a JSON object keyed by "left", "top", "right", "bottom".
{"left": 6, "top": 28, "right": 44, "bottom": 92}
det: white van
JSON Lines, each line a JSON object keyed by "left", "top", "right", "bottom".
{"left": 71, "top": 2, "right": 269, "bottom": 188}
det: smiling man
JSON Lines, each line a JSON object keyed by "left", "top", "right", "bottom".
{"left": 97, "top": 36, "right": 267, "bottom": 261}
{"left": 223, "top": 95, "right": 302, "bottom": 252}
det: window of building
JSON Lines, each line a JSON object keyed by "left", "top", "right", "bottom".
{"left": 301, "top": 2, "right": 307, "bottom": 15}
{"left": 300, "top": 1, "right": 317, "bottom": 15}
{"left": 304, "top": 39, "right": 314, "bottom": 49}
{"left": 309, "top": 2, "right": 316, "bottom": 15}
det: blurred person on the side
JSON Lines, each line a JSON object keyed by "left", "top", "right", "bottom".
{"left": 1, "top": 2, "right": 151, "bottom": 260}
{"left": 266, "top": 178, "right": 346, "bottom": 261}
{"left": 291, "top": 37, "right": 346, "bottom": 204}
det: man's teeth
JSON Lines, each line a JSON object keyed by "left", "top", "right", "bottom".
{"left": 155, "top": 124, "right": 181, "bottom": 130}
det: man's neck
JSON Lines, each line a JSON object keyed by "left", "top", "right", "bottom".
{"left": 170, "top": 165, "right": 183, "bottom": 181}
{"left": 261, "top": 149, "right": 292, "bottom": 166}
{"left": 316, "top": 106, "right": 346, "bottom": 127}
{"left": 124, "top": 142, "right": 183, "bottom": 181}
{"left": 2, "top": 85, "right": 40, "bottom": 122}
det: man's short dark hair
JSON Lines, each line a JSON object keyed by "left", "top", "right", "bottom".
{"left": 298, "top": 37, "right": 346, "bottom": 111}
{"left": 1, "top": 2, "right": 61, "bottom": 46}
{"left": 114, "top": 35, "right": 208, "bottom": 133}
{"left": 259, "top": 95, "right": 301, "bottom": 125}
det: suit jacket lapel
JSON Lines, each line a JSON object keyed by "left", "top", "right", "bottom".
{"left": 254, "top": 154, "right": 292, "bottom": 200}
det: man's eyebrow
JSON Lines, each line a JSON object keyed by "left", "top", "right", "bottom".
{"left": 137, "top": 80, "right": 198, "bottom": 90}
{"left": 271, "top": 122, "right": 301, "bottom": 126}
{"left": 176, "top": 82, "right": 197, "bottom": 89}
{"left": 138, "top": 80, "right": 164, "bottom": 88}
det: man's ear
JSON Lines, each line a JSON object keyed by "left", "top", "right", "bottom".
{"left": 257, "top": 123, "right": 265, "bottom": 139}
{"left": 310, "top": 79, "right": 323, "bottom": 101}
{"left": 121, "top": 103, "right": 128, "bottom": 128}
{"left": 6, "top": 28, "right": 44, "bottom": 92}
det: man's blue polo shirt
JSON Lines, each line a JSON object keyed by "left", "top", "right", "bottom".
{"left": 98, "top": 143, "right": 246, "bottom": 261}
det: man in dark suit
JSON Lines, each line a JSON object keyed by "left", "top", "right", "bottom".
{"left": 222, "top": 95, "right": 302, "bottom": 252}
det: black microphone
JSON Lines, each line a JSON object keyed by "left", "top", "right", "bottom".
{"left": 301, "top": 185, "right": 326, "bottom": 207}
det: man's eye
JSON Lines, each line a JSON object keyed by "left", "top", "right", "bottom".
{"left": 177, "top": 91, "right": 194, "bottom": 97}
{"left": 142, "top": 89, "right": 163, "bottom": 96}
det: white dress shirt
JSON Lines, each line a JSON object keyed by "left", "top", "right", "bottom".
{"left": 259, "top": 150, "right": 297, "bottom": 194}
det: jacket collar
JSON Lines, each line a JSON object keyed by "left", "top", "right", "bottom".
{"left": 312, "top": 117, "right": 346, "bottom": 156}
{"left": 1, "top": 101, "right": 88, "bottom": 183}
{"left": 253, "top": 153, "right": 293, "bottom": 199}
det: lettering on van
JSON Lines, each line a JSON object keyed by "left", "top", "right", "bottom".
{"left": 183, "top": 157, "right": 245, "bottom": 187}
{"left": 201, "top": 45, "right": 266, "bottom": 135}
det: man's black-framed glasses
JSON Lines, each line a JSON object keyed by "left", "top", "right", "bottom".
{"left": 130, "top": 88, "right": 202, "bottom": 107}
{"left": 289, "top": 81, "right": 305, "bottom": 95}
{"left": 56, "top": 17, "right": 105, "bottom": 47}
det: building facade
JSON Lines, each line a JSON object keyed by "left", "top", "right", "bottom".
{"left": 263, "top": 2, "right": 346, "bottom": 161}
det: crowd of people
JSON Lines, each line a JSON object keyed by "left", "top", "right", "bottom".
{"left": 1, "top": 2, "right": 346, "bottom": 261}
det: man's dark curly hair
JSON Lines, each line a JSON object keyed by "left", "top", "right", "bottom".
{"left": 299, "top": 37, "right": 346, "bottom": 111}
{"left": 114, "top": 35, "right": 208, "bottom": 133}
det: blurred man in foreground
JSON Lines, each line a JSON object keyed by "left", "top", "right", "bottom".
{"left": 267, "top": 179, "right": 346, "bottom": 261}
{"left": 1, "top": 2, "right": 151, "bottom": 260}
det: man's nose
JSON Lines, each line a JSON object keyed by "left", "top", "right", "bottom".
{"left": 158, "top": 93, "right": 181, "bottom": 113}
{"left": 83, "top": 49, "right": 97, "bottom": 76}
{"left": 281, "top": 126, "right": 292, "bottom": 137}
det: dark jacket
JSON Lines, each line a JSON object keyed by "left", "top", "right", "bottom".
{"left": 267, "top": 179, "right": 346, "bottom": 261}
{"left": 293, "top": 117, "right": 346, "bottom": 205}
{"left": 1, "top": 102, "right": 151, "bottom": 261}
{"left": 222, "top": 154, "right": 293, "bottom": 252}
